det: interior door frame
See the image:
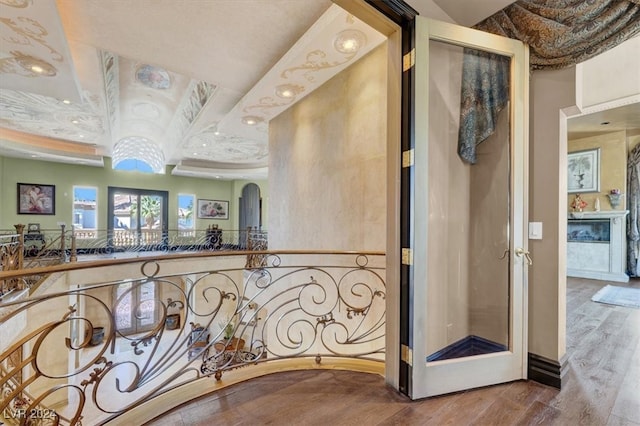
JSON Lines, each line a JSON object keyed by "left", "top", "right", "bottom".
{"left": 344, "top": 0, "right": 416, "bottom": 394}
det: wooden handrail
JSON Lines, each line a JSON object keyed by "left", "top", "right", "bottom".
{"left": 0, "top": 249, "right": 385, "bottom": 281}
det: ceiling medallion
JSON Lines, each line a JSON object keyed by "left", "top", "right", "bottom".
{"left": 275, "top": 83, "right": 305, "bottom": 99}
{"left": 13, "top": 52, "right": 57, "bottom": 76}
{"left": 135, "top": 64, "right": 171, "bottom": 89}
{"left": 241, "top": 115, "right": 263, "bottom": 126}
{"left": 333, "top": 29, "right": 367, "bottom": 54}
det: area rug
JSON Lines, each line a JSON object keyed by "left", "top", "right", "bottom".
{"left": 591, "top": 285, "right": 640, "bottom": 309}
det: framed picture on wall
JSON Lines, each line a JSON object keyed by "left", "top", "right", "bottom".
{"left": 17, "top": 183, "right": 56, "bottom": 215}
{"left": 567, "top": 148, "right": 600, "bottom": 193}
{"left": 197, "top": 199, "right": 229, "bottom": 219}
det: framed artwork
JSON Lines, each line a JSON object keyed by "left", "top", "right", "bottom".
{"left": 17, "top": 183, "right": 56, "bottom": 215}
{"left": 567, "top": 148, "right": 600, "bottom": 193}
{"left": 197, "top": 199, "right": 229, "bottom": 219}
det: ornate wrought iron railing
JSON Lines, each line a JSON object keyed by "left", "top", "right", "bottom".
{"left": 69, "top": 227, "right": 267, "bottom": 254}
{"left": 0, "top": 250, "right": 385, "bottom": 425}
{"left": 1, "top": 225, "right": 71, "bottom": 298}
{"left": 0, "top": 233, "right": 22, "bottom": 301}
{"left": 0, "top": 226, "right": 269, "bottom": 298}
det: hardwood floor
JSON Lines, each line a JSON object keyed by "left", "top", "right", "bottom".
{"left": 146, "top": 277, "right": 640, "bottom": 426}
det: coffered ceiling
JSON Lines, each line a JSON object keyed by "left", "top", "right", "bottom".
{"left": 1, "top": 0, "right": 637, "bottom": 179}
{"left": 0, "top": 0, "right": 387, "bottom": 179}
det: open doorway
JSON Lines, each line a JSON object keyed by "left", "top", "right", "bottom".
{"left": 567, "top": 102, "right": 640, "bottom": 282}
{"left": 559, "top": 100, "right": 640, "bottom": 418}
{"left": 239, "top": 183, "right": 261, "bottom": 249}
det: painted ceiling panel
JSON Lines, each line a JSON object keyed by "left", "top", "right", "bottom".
{"left": 0, "top": 0, "right": 82, "bottom": 101}
{"left": 1, "top": 1, "right": 387, "bottom": 179}
{"left": 2, "top": 0, "right": 633, "bottom": 179}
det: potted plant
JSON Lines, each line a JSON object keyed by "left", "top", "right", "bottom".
{"left": 219, "top": 315, "right": 235, "bottom": 340}
{"left": 214, "top": 315, "right": 246, "bottom": 353}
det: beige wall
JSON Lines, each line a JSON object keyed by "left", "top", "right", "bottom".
{"left": 268, "top": 43, "right": 388, "bottom": 251}
{"left": 529, "top": 67, "right": 576, "bottom": 362}
{"left": 577, "top": 37, "right": 640, "bottom": 109}
{"left": 568, "top": 131, "right": 627, "bottom": 211}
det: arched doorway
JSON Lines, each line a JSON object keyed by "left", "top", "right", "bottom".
{"left": 239, "top": 183, "right": 261, "bottom": 248}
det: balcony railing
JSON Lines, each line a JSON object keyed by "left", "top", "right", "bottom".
{"left": 0, "top": 250, "right": 385, "bottom": 425}
{"left": 71, "top": 227, "right": 266, "bottom": 253}
{"left": 0, "top": 226, "right": 268, "bottom": 298}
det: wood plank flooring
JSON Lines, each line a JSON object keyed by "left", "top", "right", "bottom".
{"left": 146, "top": 277, "right": 640, "bottom": 426}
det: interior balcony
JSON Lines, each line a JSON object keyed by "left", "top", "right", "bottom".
{"left": 0, "top": 235, "right": 386, "bottom": 425}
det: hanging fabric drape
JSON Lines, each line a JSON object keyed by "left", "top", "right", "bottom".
{"left": 458, "top": 0, "right": 640, "bottom": 164}
{"left": 474, "top": 0, "right": 640, "bottom": 70}
{"left": 627, "top": 144, "right": 640, "bottom": 277}
{"left": 458, "top": 51, "right": 510, "bottom": 164}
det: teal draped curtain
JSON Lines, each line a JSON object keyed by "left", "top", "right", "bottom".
{"left": 458, "top": 0, "right": 640, "bottom": 164}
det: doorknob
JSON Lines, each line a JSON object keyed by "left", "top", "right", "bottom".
{"left": 515, "top": 247, "right": 532, "bottom": 265}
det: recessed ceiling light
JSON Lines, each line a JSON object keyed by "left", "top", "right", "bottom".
{"left": 71, "top": 120, "right": 79, "bottom": 124}
{"left": 62, "top": 99, "right": 71, "bottom": 104}
{"left": 202, "top": 143, "right": 207, "bottom": 147}
{"left": 30, "top": 154, "right": 37, "bottom": 158}
{"left": 78, "top": 134, "right": 85, "bottom": 138}
{"left": 275, "top": 84, "right": 303, "bottom": 99}
{"left": 215, "top": 175, "right": 221, "bottom": 179}
{"left": 242, "top": 116, "right": 262, "bottom": 126}
{"left": 214, "top": 131, "right": 220, "bottom": 136}
{"left": 192, "top": 152, "right": 198, "bottom": 156}
{"left": 333, "top": 29, "right": 367, "bottom": 54}
{"left": 14, "top": 53, "right": 57, "bottom": 76}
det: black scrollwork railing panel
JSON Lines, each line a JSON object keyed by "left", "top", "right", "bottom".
{"left": 0, "top": 252, "right": 384, "bottom": 425}
{"left": 68, "top": 228, "right": 268, "bottom": 255}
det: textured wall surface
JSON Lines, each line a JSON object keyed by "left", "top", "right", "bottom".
{"left": 268, "top": 44, "right": 388, "bottom": 251}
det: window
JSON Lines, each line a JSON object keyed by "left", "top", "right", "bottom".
{"left": 73, "top": 186, "right": 97, "bottom": 238}
{"left": 178, "top": 194, "right": 195, "bottom": 236}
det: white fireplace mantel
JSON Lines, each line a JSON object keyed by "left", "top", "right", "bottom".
{"left": 568, "top": 210, "right": 629, "bottom": 221}
{"left": 567, "top": 210, "right": 629, "bottom": 282}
